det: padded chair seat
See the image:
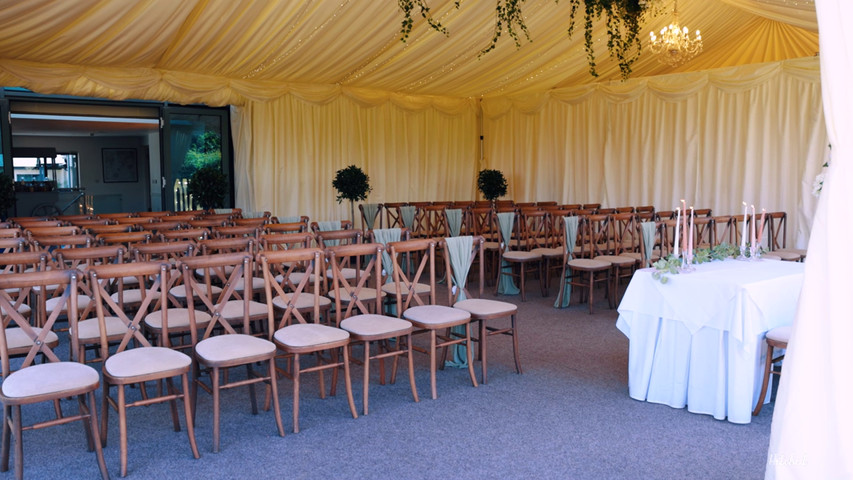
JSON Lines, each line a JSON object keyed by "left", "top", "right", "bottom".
{"left": 326, "top": 287, "right": 385, "bottom": 302}
{"left": 77, "top": 316, "right": 128, "bottom": 341}
{"left": 272, "top": 294, "right": 331, "bottom": 311}
{"left": 275, "top": 272, "right": 318, "bottom": 285}
{"left": 274, "top": 323, "right": 349, "bottom": 348}
{"left": 484, "top": 241, "right": 500, "bottom": 251}
{"left": 531, "top": 247, "right": 563, "bottom": 258}
{"left": 110, "top": 289, "right": 160, "bottom": 305}
{"left": 45, "top": 294, "right": 91, "bottom": 312}
{"left": 453, "top": 298, "right": 517, "bottom": 317}
{"left": 594, "top": 255, "right": 636, "bottom": 266}
{"left": 5, "top": 327, "right": 59, "bottom": 350}
{"left": 104, "top": 347, "right": 191, "bottom": 379}
{"left": 568, "top": 258, "right": 611, "bottom": 270}
{"left": 403, "top": 305, "right": 470, "bottom": 328}
{"left": 325, "top": 267, "right": 362, "bottom": 280}
{"left": 1, "top": 362, "right": 100, "bottom": 399}
{"left": 761, "top": 254, "right": 782, "bottom": 261}
{"left": 232, "top": 276, "right": 265, "bottom": 291}
{"left": 772, "top": 251, "right": 802, "bottom": 262}
{"left": 144, "top": 308, "right": 212, "bottom": 330}
{"left": 0, "top": 303, "right": 32, "bottom": 316}
{"left": 340, "top": 314, "right": 412, "bottom": 337}
{"left": 195, "top": 265, "right": 236, "bottom": 278}
{"left": 621, "top": 251, "right": 660, "bottom": 264}
{"left": 502, "top": 250, "right": 542, "bottom": 261}
{"left": 766, "top": 325, "right": 791, "bottom": 344}
{"left": 195, "top": 334, "right": 276, "bottom": 363}
{"left": 379, "top": 282, "right": 431, "bottom": 296}
{"left": 170, "top": 284, "right": 223, "bottom": 299}
{"left": 215, "top": 299, "right": 268, "bottom": 319}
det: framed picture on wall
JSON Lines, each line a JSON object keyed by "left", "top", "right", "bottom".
{"left": 102, "top": 148, "right": 138, "bottom": 183}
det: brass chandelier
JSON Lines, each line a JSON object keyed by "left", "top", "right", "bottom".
{"left": 648, "top": 0, "right": 703, "bottom": 67}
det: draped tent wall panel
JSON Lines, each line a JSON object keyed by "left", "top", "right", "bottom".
{"left": 233, "top": 93, "right": 479, "bottom": 223}
{"left": 482, "top": 57, "right": 827, "bottom": 248}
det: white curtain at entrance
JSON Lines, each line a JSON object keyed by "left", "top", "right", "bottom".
{"left": 765, "top": 1, "right": 853, "bottom": 478}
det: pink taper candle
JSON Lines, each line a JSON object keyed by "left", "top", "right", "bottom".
{"left": 756, "top": 208, "right": 766, "bottom": 247}
{"left": 674, "top": 207, "right": 681, "bottom": 258}
{"left": 741, "top": 202, "right": 748, "bottom": 249}
{"left": 681, "top": 199, "right": 687, "bottom": 256}
{"left": 688, "top": 206, "right": 694, "bottom": 258}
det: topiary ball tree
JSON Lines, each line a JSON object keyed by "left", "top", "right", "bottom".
{"left": 188, "top": 165, "right": 228, "bottom": 210}
{"left": 477, "top": 169, "right": 508, "bottom": 203}
{"left": 332, "top": 165, "right": 372, "bottom": 223}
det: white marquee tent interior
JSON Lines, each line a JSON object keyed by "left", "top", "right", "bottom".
{"left": 0, "top": 0, "right": 849, "bottom": 477}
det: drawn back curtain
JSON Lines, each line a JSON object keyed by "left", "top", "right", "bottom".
{"left": 482, "top": 57, "right": 828, "bottom": 248}
{"left": 233, "top": 92, "right": 478, "bottom": 223}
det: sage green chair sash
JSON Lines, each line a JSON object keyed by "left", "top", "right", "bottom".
{"left": 362, "top": 203, "right": 380, "bottom": 229}
{"left": 277, "top": 215, "right": 302, "bottom": 224}
{"left": 641, "top": 221, "right": 656, "bottom": 267}
{"left": 554, "top": 216, "right": 579, "bottom": 308}
{"left": 400, "top": 206, "right": 416, "bottom": 230}
{"left": 444, "top": 235, "right": 474, "bottom": 368}
{"left": 446, "top": 209, "right": 463, "bottom": 237}
{"left": 317, "top": 220, "right": 342, "bottom": 246}
{"left": 242, "top": 211, "right": 267, "bottom": 219}
{"left": 371, "top": 228, "right": 402, "bottom": 283}
{"left": 496, "top": 212, "right": 520, "bottom": 295}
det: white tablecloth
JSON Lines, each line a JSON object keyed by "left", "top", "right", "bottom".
{"left": 616, "top": 259, "right": 804, "bottom": 424}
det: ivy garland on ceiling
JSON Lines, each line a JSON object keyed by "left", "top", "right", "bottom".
{"left": 397, "top": 0, "right": 657, "bottom": 80}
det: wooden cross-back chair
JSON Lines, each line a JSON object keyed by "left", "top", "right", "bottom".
{"left": 259, "top": 248, "right": 357, "bottom": 433}
{"left": 419, "top": 205, "right": 448, "bottom": 238}
{"left": 0, "top": 252, "right": 52, "bottom": 353}
{"left": 160, "top": 227, "right": 209, "bottom": 243}
{"left": 564, "top": 216, "right": 613, "bottom": 314}
{"left": 30, "top": 234, "right": 92, "bottom": 253}
{"left": 358, "top": 203, "right": 384, "bottom": 231}
{"left": 325, "top": 242, "right": 417, "bottom": 415}
{"left": 24, "top": 225, "right": 80, "bottom": 239}
{"left": 445, "top": 236, "right": 521, "bottom": 385}
{"left": 0, "top": 228, "right": 21, "bottom": 239}
{"left": 146, "top": 220, "right": 185, "bottom": 233}
{"left": 88, "top": 261, "right": 199, "bottom": 475}
{"left": 494, "top": 211, "right": 544, "bottom": 301}
{"left": 389, "top": 237, "right": 477, "bottom": 399}
{"left": 137, "top": 211, "right": 171, "bottom": 218}
{"left": 265, "top": 221, "right": 309, "bottom": 235}
{"left": 0, "top": 238, "right": 27, "bottom": 254}
{"left": 179, "top": 252, "right": 283, "bottom": 452}
{"left": 382, "top": 203, "right": 407, "bottom": 229}
{"left": 712, "top": 216, "right": 735, "bottom": 246}
{"left": 211, "top": 225, "right": 261, "bottom": 240}
{"left": 86, "top": 224, "right": 133, "bottom": 236}
{"left": 0, "top": 269, "right": 109, "bottom": 480}
{"left": 232, "top": 216, "right": 268, "bottom": 228}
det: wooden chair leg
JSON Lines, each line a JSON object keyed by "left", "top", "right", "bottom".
{"left": 342, "top": 347, "right": 358, "bottom": 419}
{"left": 87, "top": 391, "right": 110, "bottom": 480}
{"left": 480, "top": 319, "right": 488, "bottom": 384}
{"left": 99, "top": 383, "right": 110, "bottom": 448}
{"left": 362, "top": 341, "right": 371, "bottom": 415}
{"left": 406, "top": 334, "right": 419, "bottom": 403}
{"left": 511, "top": 314, "right": 522, "bottom": 374}
{"left": 12, "top": 406, "right": 22, "bottom": 480}
{"left": 753, "top": 344, "right": 774, "bottom": 416}
{"left": 181, "top": 373, "right": 201, "bottom": 459}
{"left": 211, "top": 367, "right": 221, "bottom": 453}
{"left": 117, "top": 386, "right": 128, "bottom": 477}
{"left": 292, "top": 354, "right": 302, "bottom": 434}
{"left": 1, "top": 405, "right": 10, "bottom": 473}
{"left": 465, "top": 324, "right": 478, "bottom": 389}
{"left": 429, "top": 330, "right": 438, "bottom": 400}
{"left": 267, "top": 359, "right": 284, "bottom": 438}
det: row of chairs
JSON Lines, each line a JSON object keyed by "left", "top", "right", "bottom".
{"left": 0, "top": 234, "right": 520, "bottom": 479}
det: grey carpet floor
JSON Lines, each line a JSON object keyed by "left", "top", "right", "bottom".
{"left": 6, "top": 289, "right": 775, "bottom": 480}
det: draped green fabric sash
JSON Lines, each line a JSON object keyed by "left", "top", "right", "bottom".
{"left": 444, "top": 235, "right": 473, "bottom": 368}
{"left": 496, "top": 212, "right": 520, "bottom": 295}
{"left": 371, "top": 228, "right": 401, "bottom": 282}
{"left": 277, "top": 215, "right": 302, "bottom": 224}
{"left": 400, "top": 206, "right": 416, "bottom": 230}
{"left": 362, "top": 203, "right": 380, "bottom": 230}
{"left": 318, "top": 220, "right": 341, "bottom": 246}
{"left": 554, "top": 216, "right": 579, "bottom": 308}
{"left": 641, "top": 221, "right": 656, "bottom": 267}
{"left": 445, "top": 209, "right": 462, "bottom": 237}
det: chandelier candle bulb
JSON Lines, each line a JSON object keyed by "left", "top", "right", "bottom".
{"left": 741, "top": 202, "right": 748, "bottom": 250}
{"left": 674, "top": 207, "right": 681, "bottom": 258}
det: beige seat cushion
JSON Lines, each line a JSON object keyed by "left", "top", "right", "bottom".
{"left": 77, "top": 316, "right": 128, "bottom": 341}
{"left": 0, "top": 303, "right": 32, "bottom": 316}
{"left": 766, "top": 325, "right": 791, "bottom": 344}
{"left": 274, "top": 323, "right": 349, "bottom": 348}
{"left": 380, "top": 282, "right": 431, "bottom": 296}
{"left": 272, "top": 294, "right": 331, "bottom": 311}
{"left": 232, "top": 276, "right": 265, "bottom": 291}
{"left": 403, "top": 305, "right": 470, "bottom": 327}
{"left": 215, "top": 299, "right": 268, "bottom": 319}
{"left": 195, "top": 265, "right": 236, "bottom": 278}
{"left": 45, "top": 294, "right": 91, "bottom": 313}
{"left": 773, "top": 251, "right": 802, "bottom": 261}
{"left": 144, "top": 308, "right": 212, "bottom": 330}
{"left": 453, "top": 298, "right": 517, "bottom": 317}
{"left": 503, "top": 250, "right": 542, "bottom": 261}
{"left": 275, "top": 272, "right": 318, "bottom": 285}
{"left": 340, "top": 314, "right": 411, "bottom": 337}
{"left": 594, "top": 255, "right": 636, "bottom": 266}
{"left": 105, "top": 347, "right": 192, "bottom": 379}
{"left": 110, "top": 289, "right": 160, "bottom": 305}
{"left": 568, "top": 258, "right": 611, "bottom": 270}
{"left": 326, "top": 287, "right": 385, "bottom": 302}
{"left": 761, "top": 254, "right": 782, "bottom": 261}
{"left": 195, "top": 334, "right": 276, "bottom": 363}
{"left": 5, "top": 327, "right": 59, "bottom": 350}
{"left": 170, "top": 284, "right": 222, "bottom": 299}
{"left": 531, "top": 247, "right": 563, "bottom": 258}
{"left": 325, "top": 267, "right": 362, "bottom": 280}
{"left": 2, "top": 362, "right": 99, "bottom": 399}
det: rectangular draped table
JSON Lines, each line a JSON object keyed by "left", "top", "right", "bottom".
{"left": 616, "top": 258, "right": 805, "bottom": 424}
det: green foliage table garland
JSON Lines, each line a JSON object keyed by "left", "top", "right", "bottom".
{"left": 651, "top": 242, "right": 762, "bottom": 284}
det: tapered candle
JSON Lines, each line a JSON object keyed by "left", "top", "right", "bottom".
{"left": 751, "top": 205, "right": 756, "bottom": 249}
{"left": 741, "top": 202, "right": 748, "bottom": 250}
{"left": 756, "top": 208, "right": 766, "bottom": 248}
{"left": 674, "top": 207, "right": 681, "bottom": 258}
{"left": 688, "top": 206, "right": 694, "bottom": 258}
{"left": 681, "top": 199, "right": 687, "bottom": 257}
